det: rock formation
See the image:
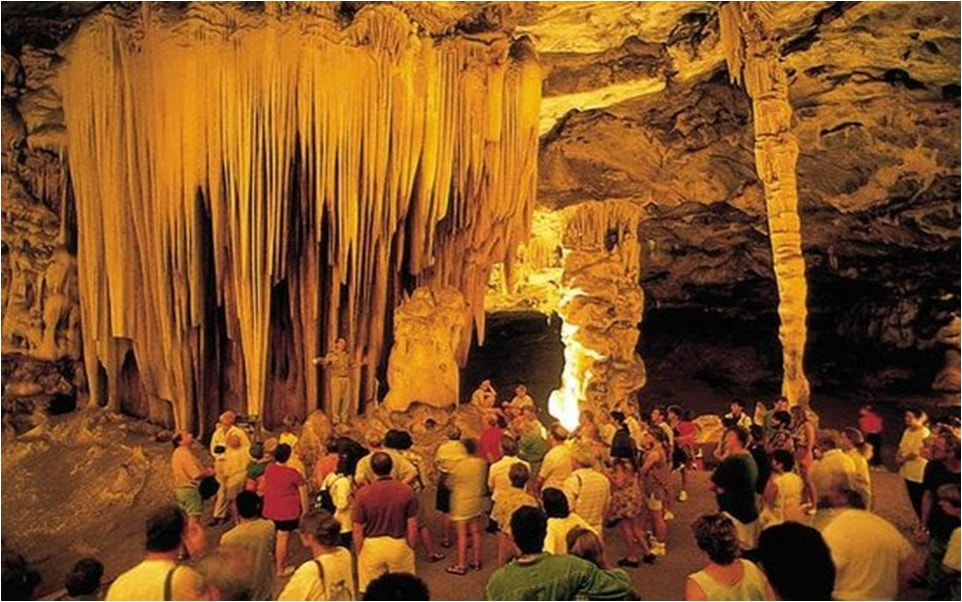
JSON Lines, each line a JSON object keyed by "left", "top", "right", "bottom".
{"left": 383, "top": 287, "right": 468, "bottom": 413}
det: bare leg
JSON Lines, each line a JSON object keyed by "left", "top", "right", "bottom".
{"left": 630, "top": 516, "right": 652, "bottom": 554}
{"left": 619, "top": 520, "right": 639, "bottom": 561}
{"left": 469, "top": 518, "right": 482, "bottom": 566}
{"left": 419, "top": 525, "right": 438, "bottom": 557}
{"left": 651, "top": 508, "right": 667, "bottom": 545}
{"left": 456, "top": 520, "right": 468, "bottom": 568}
{"left": 275, "top": 530, "right": 290, "bottom": 575}
{"left": 442, "top": 514, "right": 452, "bottom": 546}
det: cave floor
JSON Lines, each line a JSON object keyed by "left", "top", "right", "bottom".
{"left": 2, "top": 392, "right": 938, "bottom": 601}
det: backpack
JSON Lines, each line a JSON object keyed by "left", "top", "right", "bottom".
{"left": 316, "top": 473, "right": 343, "bottom": 513}
{"left": 313, "top": 557, "right": 354, "bottom": 601}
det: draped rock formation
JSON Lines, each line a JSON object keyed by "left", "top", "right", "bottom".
{"left": 719, "top": 2, "right": 811, "bottom": 407}
{"left": 548, "top": 201, "right": 646, "bottom": 430}
{"left": 59, "top": 3, "right": 540, "bottom": 429}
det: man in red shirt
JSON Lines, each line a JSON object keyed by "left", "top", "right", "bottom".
{"left": 352, "top": 452, "right": 419, "bottom": 593}
{"left": 858, "top": 404, "right": 884, "bottom": 467}
{"left": 479, "top": 413, "right": 505, "bottom": 464}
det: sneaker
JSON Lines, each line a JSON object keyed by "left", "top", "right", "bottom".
{"left": 651, "top": 542, "right": 667, "bottom": 556}
{"left": 677, "top": 490, "right": 688, "bottom": 502}
{"left": 663, "top": 510, "right": 675, "bottom": 522}
{"left": 617, "top": 557, "right": 640, "bottom": 568}
{"left": 642, "top": 553, "right": 657, "bottom": 564}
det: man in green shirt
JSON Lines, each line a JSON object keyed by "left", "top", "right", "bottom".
{"left": 484, "top": 506, "right": 634, "bottom": 600}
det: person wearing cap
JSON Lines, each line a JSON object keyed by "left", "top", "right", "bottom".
{"left": 210, "top": 411, "right": 251, "bottom": 526}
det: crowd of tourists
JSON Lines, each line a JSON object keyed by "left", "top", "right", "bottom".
{"left": 2, "top": 384, "right": 960, "bottom": 601}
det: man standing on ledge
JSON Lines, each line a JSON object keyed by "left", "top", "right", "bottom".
{"left": 313, "top": 338, "right": 354, "bottom": 425}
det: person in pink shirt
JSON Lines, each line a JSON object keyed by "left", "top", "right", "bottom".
{"left": 859, "top": 404, "right": 884, "bottom": 467}
{"left": 480, "top": 413, "right": 506, "bottom": 464}
{"left": 262, "top": 443, "right": 308, "bottom": 577}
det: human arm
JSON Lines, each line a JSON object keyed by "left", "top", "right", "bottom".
{"left": 576, "top": 561, "right": 634, "bottom": 600}
{"left": 684, "top": 577, "right": 707, "bottom": 601}
{"left": 352, "top": 521, "right": 365, "bottom": 553}
{"left": 406, "top": 516, "right": 418, "bottom": 550}
{"left": 918, "top": 466, "right": 934, "bottom": 537}
{"left": 762, "top": 476, "right": 778, "bottom": 506}
{"left": 298, "top": 483, "right": 309, "bottom": 518}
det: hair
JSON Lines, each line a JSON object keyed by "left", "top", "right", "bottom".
{"left": 937, "top": 430, "right": 962, "bottom": 462}
{"left": 384, "top": 429, "right": 414, "bottom": 451}
{"left": 145, "top": 505, "right": 186, "bottom": 553}
{"left": 937, "top": 483, "right": 961, "bottom": 509}
{"left": 171, "top": 432, "right": 184, "bottom": 449}
{"left": 692, "top": 514, "right": 740, "bottom": 565}
{"left": 790, "top": 406, "right": 807, "bottom": 423}
{"left": 274, "top": 443, "right": 292, "bottom": 464}
{"left": 771, "top": 449, "right": 795, "bottom": 472}
{"left": 758, "top": 522, "right": 835, "bottom": 600}
{"left": 730, "top": 399, "right": 744, "bottom": 410}
{"left": 510, "top": 506, "right": 548, "bottom": 555}
{"left": 816, "top": 429, "right": 841, "bottom": 451}
{"left": 841, "top": 427, "right": 865, "bottom": 448}
{"left": 651, "top": 406, "right": 666, "bottom": 419}
{"left": 667, "top": 405, "right": 684, "bottom": 419}
{"left": 725, "top": 427, "right": 749, "bottom": 449}
{"left": 610, "top": 411, "right": 627, "bottom": 426}
{"left": 235, "top": 491, "right": 262, "bottom": 519}
{"left": 363, "top": 572, "right": 429, "bottom": 601}
{"left": 508, "top": 462, "right": 530, "bottom": 488}
{"left": 566, "top": 528, "right": 606, "bottom": 569}
{"left": 370, "top": 451, "right": 393, "bottom": 477}
{"left": 541, "top": 487, "right": 570, "bottom": 519}
{"left": 446, "top": 425, "right": 462, "bottom": 440}
{"left": 2, "top": 550, "right": 41, "bottom": 600}
{"left": 64, "top": 558, "right": 103, "bottom": 597}
{"left": 300, "top": 511, "right": 342, "bottom": 547}
{"left": 548, "top": 423, "right": 568, "bottom": 443}
{"left": 194, "top": 546, "right": 252, "bottom": 601}
{"left": 906, "top": 407, "right": 927, "bottom": 423}
{"left": 773, "top": 411, "right": 791, "bottom": 428}
{"left": 500, "top": 434, "right": 519, "bottom": 457}
{"left": 775, "top": 396, "right": 789, "bottom": 405}
{"left": 462, "top": 438, "right": 479, "bottom": 456}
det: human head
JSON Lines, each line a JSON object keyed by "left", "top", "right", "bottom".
{"left": 145, "top": 505, "right": 186, "bottom": 553}
{"left": 384, "top": 429, "right": 413, "bottom": 451}
{"left": 773, "top": 411, "right": 791, "bottom": 429}
{"left": 500, "top": 434, "right": 519, "bottom": 457}
{"left": 194, "top": 545, "right": 252, "bottom": 601}
{"left": 541, "top": 487, "right": 570, "bottom": 519}
{"left": 274, "top": 443, "right": 292, "bottom": 464}
{"left": 548, "top": 423, "right": 568, "bottom": 445}
{"left": 485, "top": 412, "right": 499, "bottom": 427}
{"left": 790, "top": 406, "right": 807, "bottom": 424}
{"left": 325, "top": 437, "right": 339, "bottom": 454}
{"left": 445, "top": 425, "right": 462, "bottom": 441}
{"left": 219, "top": 410, "right": 237, "bottom": 428}
{"left": 774, "top": 396, "right": 789, "bottom": 412}
{"left": 571, "top": 443, "right": 595, "bottom": 469}
{"left": 1, "top": 550, "right": 40, "bottom": 600}
{"left": 365, "top": 429, "right": 384, "bottom": 448}
{"left": 692, "top": 514, "right": 740, "bottom": 566}
{"left": 510, "top": 506, "right": 548, "bottom": 555}
{"left": 729, "top": 400, "right": 744, "bottom": 415}
{"left": 462, "top": 438, "right": 479, "bottom": 456}
{"left": 930, "top": 431, "right": 961, "bottom": 464}
{"left": 758, "top": 522, "right": 835, "bottom": 600}
{"left": 771, "top": 449, "right": 795, "bottom": 473}
{"left": 263, "top": 437, "right": 278, "bottom": 457}
{"left": 363, "top": 572, "right": 429, "bottom": 601}
{"left": 172, "top": 431, "right": 194, "bottom": 449}
{"left": 335, "top": 337, "right": 346, "bottom": 351}
{"left": 508, "top": 462, "right": 530, "bottom": 489}
{"left": 650, "top": 406, "right": 666, "bottom": 424}
{"left": 937, "top": 483, "right": 961, "bottom": 517}
{"left": 566, "top": 527, "right": 607, "bottom": 569}
{"left": 610, "top": 410, "right": 627, "bottom": 427}
{"left": 816, "top": 430, "right": 841, "bottom": 452}
{"left": 905, "top": 407, "right": 926, "bottom": 428}
{"left": 667, "top": 405, "right": 683, "bottom": 422}
{"left": 481, "top": 379, "right": 491, "bottom": 389}
{"left": 64, "top": 558, "right": 103, "bottom": 598}
{"left": 299, "top": 511, "right": 342, "bottom": 548}
{"left": 515, "top": 384, "right": 527, "bottom": 396}
{"left": 840, "top": 427, "right": 864, "bottom": 451}
{"left": 236, "top": 491, "right": 263, "bottom": 520}
{"left": 723, "top": 427, "right": 748, "bottom": 452}
{"left": 371, "top": 451, "right": 393, "bottom": 477}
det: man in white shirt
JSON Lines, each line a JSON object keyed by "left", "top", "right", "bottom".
{"left": 488, "top": 435, "right": 530, "bottom": 497}
{"left": 279, "top": 512, "right": 355, "bottom": 600}
{"left": 810, "top": 430, "right": 858, "bottom": 506}
{"left": 562, "top": 444, "right": 610, "bottom": 535}
{"left": 209, "top": 410, "right": 251, "bottom": 525}
{"left": 536, "top": 424, "right": 573, "bottom": 492}
{"left": 106, "top": 505, "right": 207, "bottom": 600}
{"left": 504, "top": 384, "right": 535, "bottom": 420}
{"left": 724, "top": 400, "right": 753, "bottom": 432}
{"left": 355, "top": 430, "right": 417, "bottom": 487}
{"left": 817, "top": 484, "right": 922, "bottom": 600}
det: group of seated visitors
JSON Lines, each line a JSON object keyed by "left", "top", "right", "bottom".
{"left": 3, "top": 385, "right": 960, "bottom": 601}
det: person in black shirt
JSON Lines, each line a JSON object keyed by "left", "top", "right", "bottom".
{"left": 920, "top": 431, "right": 961, "bottom": 600}
{"left": 711, "top": 427, "right": 759, "bottom": 554}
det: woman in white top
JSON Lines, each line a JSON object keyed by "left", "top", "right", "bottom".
{"left": 685, "top": 514, "right": 774, "bottom": 601}
{"left": 760, "top": 449, "right": 804, "bottom": 527}
{"left": 896, "top": 408, "right": 931, "bottom": 520}
{"left": 279, "top": 512, "right": 355, "bottom": 601}
{"left": 542, "top": 487, "right": 593, "bottom": 555}
{"left": 320, "top": 456, "right": 355, "bottom": 548}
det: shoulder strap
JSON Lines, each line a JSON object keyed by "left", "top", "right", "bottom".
{"left": 313, "top": 558, "right": 326, "bottom": 588}
{"left": 163, "top": 565, "right": 178, "bottom": 602}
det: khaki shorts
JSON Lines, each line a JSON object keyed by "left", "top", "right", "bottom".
{"left": 175, "top": 487, "right": 203, "bottom": 516}
{"left": 358, "top": 536, "right": 415, "bottom": 593}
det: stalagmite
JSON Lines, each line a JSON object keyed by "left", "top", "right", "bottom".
{"left": 719, "top": 2, "right": 811, "bottom": 408}
{"left": 548, "top": 201, "right": 646, "bottom": 430}
{"left": 58, "top": 4, "right": 540, "bottom": 429}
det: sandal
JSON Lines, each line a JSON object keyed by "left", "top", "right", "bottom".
{"left": 617, "top": 557, "right": 640, "bottom": 568}
{"left": 441, "top": 539, "right": 452, "bottom": 548}
{"left": 446, "top": 565, "right": 468, "bottom": 576}
{"left": 426, "top": 552, "right": 446, "bottom": 563}
{"left": 469, "top": 562, "right": 482, "bottom": 571}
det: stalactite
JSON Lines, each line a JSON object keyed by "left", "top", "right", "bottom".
{"left": 719, "top": 2, "right": 811, "bottom": 408}
{"left": 59, "top": 4, "right": 540, "bottom": 429}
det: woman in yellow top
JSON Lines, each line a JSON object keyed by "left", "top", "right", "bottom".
{"left": 446, "top": 439, "right": 488, "bottom": 575}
